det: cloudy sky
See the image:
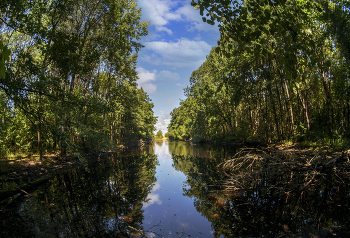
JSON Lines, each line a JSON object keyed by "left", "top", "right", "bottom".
{"left": 136, "top": 0, "right": 220, "bottom": 134}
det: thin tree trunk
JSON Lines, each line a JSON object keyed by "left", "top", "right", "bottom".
{"left": 347, "top": 101, "right": 350, "bottom": 128}
{"left": 274, "top": 80, "right": 285, "bottom": 140}
{"left": 37, "top": 94, "right": 42, "bottom": 160}
{"left": 320, "top": 68, "right": 333, "bottom": 137}
{"left": 264, "top": 92, "right": 269, "bottom": 142}
{"left": 104, "top": 74, "right": 111, "bottom": 135}
{"left": 110, "top": 122, "right": 114, "bottom": 142}
{"left": 284, "top": 79, "right": 295, "bottom": 135}
{"left": 60, "top": 81, "right": 67, "bottom": 157}
{"left": 53, "top": 94, "right": 57, "bottom": 150}
{"left": 267, "top": 81, "right": 282, "bottom": 141}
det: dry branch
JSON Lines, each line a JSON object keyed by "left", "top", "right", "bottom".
{"left": 217, "top": 148, "right": 350, "bottom": 194}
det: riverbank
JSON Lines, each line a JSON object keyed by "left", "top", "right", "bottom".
{"left": 1, "top": 140, "right": 347, "bottom": 202}
{"left": 0, "top": 141, "right": 153, "bottom": 201}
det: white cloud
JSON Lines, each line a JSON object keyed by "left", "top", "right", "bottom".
{"left": 136, "top": 67, "right": 158, "bottom": 94}
{"left": 156, "top": 70, "right": 180, "bottom": 81}
{"left": 188, "top": 21, "right": 218, "bottom": 32}
{"left": 176, "top": 83, "right": 182, "bottom": 87}
{"left": 144, "top": 182, "right": 162, "bottom": 208}
{"left": 175, "top": 2, "right": 218, "bottom": 32}
{"left": 144, "top": 193, "right": 162, "bottom": 208}
{"left": 153, "top": 136, "right": 172, "bottom": 159}
{"left": 138, "top": 0, "right": 180, "bottom": 35}
{"left": 136, "top": 67, "right": 156, "bottom": 84}
{"left": 194, "top": 34, "right": 202, "bottom": 41}
{"left": 156, "top": 113, "right": 171, "bottom": 134}
{"left": 138, "top": 0, "right": 218, "bottom": 34}
{"left": 152, "top": 182, "right": 161, "bottom": 191}
{"left": 137, "top": 67, "right": 182, "bottom": 93}
{"left": 142, "top": 84, "right": 157, "bottom": 94}
{"left": 141, "top": 38, "right": 212, "bottom": 68}
{"left": 156, "top": 26, "right": 173, "bottom": 35}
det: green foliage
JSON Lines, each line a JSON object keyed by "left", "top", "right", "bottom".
{"left": 168, "top": 0, "right": 350, "bottom": 147}
{"left": 155, "top": 130, "right": 163, "bottom": 138}
{"left": 0, "top": 0, "right": 156, "bottom": 159}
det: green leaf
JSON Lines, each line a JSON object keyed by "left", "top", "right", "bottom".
{"left": 3, "top": 48, "right": 11, "bottom": 61}
{"left": 207, "top": 19, "right": 215, "bottom": 25}
{"left": 0, "top": 61, "right": 5, "bottom": 78}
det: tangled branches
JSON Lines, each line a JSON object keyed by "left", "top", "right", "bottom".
{"left": 218, "top": 147, "right": 350, "bottom": 196}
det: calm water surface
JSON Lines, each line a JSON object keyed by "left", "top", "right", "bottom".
{"left": 142, "top": 141, "right": 223, "bottom": 237}
{"left": 1, "top": 141, "right": 350, "bottom": 237}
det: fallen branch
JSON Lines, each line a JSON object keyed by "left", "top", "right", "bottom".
{"left": 0, "top": 176, "right": 50, "bottom": 201}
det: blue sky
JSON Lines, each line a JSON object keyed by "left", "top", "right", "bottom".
{"left": 136, "top": 0, "right": 220, "bottom": 134}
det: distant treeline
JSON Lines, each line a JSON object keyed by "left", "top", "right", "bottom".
{"left": 0, "top": 0, "right": 156, "bottom": 158}
{"left": 168, "top": 0, "right": 350, "bottom": 147}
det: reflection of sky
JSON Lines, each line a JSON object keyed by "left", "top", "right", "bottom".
{"left": 144, "top": 194, "right": 162, "bottom": 208}
{"left": 153, "top": 141, "right": 172, "bottom": 160}
{"left": 143, "top": 141, "right": 218, "bottom": 237}
{"left": 152, "top": 182, "right": 161, "bottom": 191}
{"left": 144, "top": 182, "right": 162, "bottom": 208}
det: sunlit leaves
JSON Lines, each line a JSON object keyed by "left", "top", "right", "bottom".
{"left": 170, "top": 0, "right": 350, "bottom": 144}
{"left": 0, "top": 0, "right": 156, "bottom": 156}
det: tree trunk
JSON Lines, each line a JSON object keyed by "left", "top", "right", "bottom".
{"left": 320, "top": 68, "right": 333, "bottom": 137}
{"left": 53, "top": 95, "right": 57, "bottom": 150}
{"left": 274, "top": 80, "right": 285, "bottom": 140}
{"left": 284, "top": 79, "right": 295, "bottom": 135}
{"left": 104, "top": 74, "right": 111, "bottom": 135}
{"left": 264, "top": 92, "right": 269, "bottom": 142}
{"left": 110, "top": 122, "right": 114, "bottom": 142}
{"left": 37, "top": 94, "right": 42, "bottom": 160}
{"left": 267, "top": 81, "right": 282, "bottom": 141}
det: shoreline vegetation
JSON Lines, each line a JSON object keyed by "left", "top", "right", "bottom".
{"left": 0, "top": 0, "right": 158, "bottom": 203}
{"left": 0, "top": 140, "right": 155, "bottom": 202}
{"left": 154, "top": 137, "right": 169, "bottom": 141}
{"left": 1, "top": 138, "right": 347, "bottom": 203}
{"left": 1, "top": 0, "right": 350, "bottom": 213}
{"left": 167, "top": 0, "right": 350, "bottom": 153}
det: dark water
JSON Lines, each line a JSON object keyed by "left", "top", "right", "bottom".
{"left": 1, "top": 141, "right": 350, "bottom": 237}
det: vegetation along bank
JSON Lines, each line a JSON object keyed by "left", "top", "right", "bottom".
{"left": 168, "top": 0, "right": 350, "bottom": 150}
{"left": 0, "top": 0, "right": 157, "bottom": 195}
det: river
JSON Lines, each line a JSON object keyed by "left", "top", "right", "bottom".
{"left": 1, "top": 141, "right": 349, "bottom": 237}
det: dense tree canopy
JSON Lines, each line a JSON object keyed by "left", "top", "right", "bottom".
{"left": 0, "top": 0, "right": 156, "bottom": 158}
{"left": 155, "top": 130, "right": 163, "bottom": 138}
{"left": 169, "top": 0, "right": 350, "bottom": 147}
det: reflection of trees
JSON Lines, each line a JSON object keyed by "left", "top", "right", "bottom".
{"left": 154, "top": 141, "right": 163, "bottom": 147}
{"left": 2, "top": 151, "right": 158, "bottom": 237}
{"left": 168, "top": 141, "right": 237, "bottom": 160}
{"left": 173, "top": 148, "right": 350, "bottom": 238}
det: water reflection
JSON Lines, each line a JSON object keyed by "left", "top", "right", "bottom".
{"left": 1, "top": 142, "right": 350, "bottom": 237}
{"left": 142, "top": 141, "right": 220, "bottom": 237}
{"left": 171, "top": 145, "right": 350, "bottom": 237}
{"left": 1, "top": 149, "right": 158, "bottom": 237}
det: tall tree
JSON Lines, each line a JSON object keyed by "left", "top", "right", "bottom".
{"left": 0, "top": 0, "right": 156, "bottom": 158}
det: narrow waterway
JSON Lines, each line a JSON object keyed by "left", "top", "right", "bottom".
{"left": 1, "top": 141, "right": 350, "bottom": 237}
{"left": 142, "top": 141, "right": 223, "bottom": 237}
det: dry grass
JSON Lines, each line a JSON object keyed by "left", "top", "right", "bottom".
{"left": 217, "top": 147, "right": 350, "bottom": 194}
